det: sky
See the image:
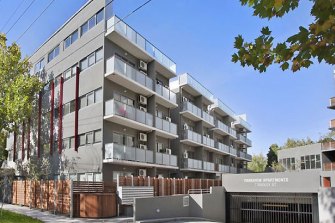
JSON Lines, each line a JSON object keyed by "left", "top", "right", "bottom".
{"left": 0, "top": 0, "right": 333, "bottom": 155}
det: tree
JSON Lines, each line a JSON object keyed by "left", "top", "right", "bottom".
{"left": 0, "top": 34, "right": 42, "bottom": 163}
{"left": 248, "top": 153, "right": 267, "bottom": 172}
{"left": 318, "top": 131, "right": 335, "bottom": 143}
{"left": 282, "top": 137, "right": 315, "bottom": 149}
{"left": 232, "top": 0, "right": 335, "bottom": 72}
{"left": 266, "top": 144, "right": 279, "bottom": 167}
{"left": 271, "top": 161, "right": 285, "bottom": 172}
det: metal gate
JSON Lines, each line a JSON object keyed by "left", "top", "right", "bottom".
{"left": 228, "top": 193, "right": 316, "bottom": 223}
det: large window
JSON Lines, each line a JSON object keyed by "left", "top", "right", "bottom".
{"left": 80, "top": 9, "right": 104, "bottom": 37}
{"left": 64, "top": 30, "right": 79, "bottom": 49}
{"left": 63, "top": 64, "right": 78, "bottom": 81}
{"left": 114, "top": 92, "right": 134, "bottom": 106}
{"left": 63, "top": 100, "right": 75, "bottom": 116}
{"left": 34, "top": 58, "right": 45, "bottom": 74}
{"left": 79, "top": 48, "right": 103, "bottom": 71}
{"left": 300, "top": 154, "right": 321, "bottom": 170}
{"left": 48, "top": 45, "right": 60, "bottom": 62}
{"left": 79, "top": 88, "right": 103, "bottom": 109}
{"left": 113, "top": 132, "right": 135, "bottom": 147}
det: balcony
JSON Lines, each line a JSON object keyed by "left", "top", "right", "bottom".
{"left": 203, "top": 161, "right": 215, "bottom": 172}
{"left": 328, "top": 97, "right": 335, "bottom": 109}
{"left": 323, "top": 162, "right": 335, "bottom": 171}
{"left": 155, "top": 116, "right": 178, "bottom": 139}
{"left": 230, "top": 148, "right": 237, "bottom": 157}
{"left": 155, "top": 152, "right": 177, "bottom": 167}
{"left": 183, "top": 158, "right": 203, "bottom": 170}
{"left": 181, "top": 129, "right": 202, "bottom": 146}
{"left": 236, "top": 134, "right": 252, "bottom": 147}
{"left": 330, "top": 119, "right": 335, "bottom": 131}
{"left": 213, "top": 120, "right": 237, "bottom": 139}
{"left": 202, "top": 136, "right": 215, "bottom": 148}
{"left": 237, "top": 151, "right": 252, "bottom": 161}
{"left": 238, "top": 168, "right": 250, "bottom": 173}
{"left": 155, "top": 84, "right": 177, "bottom": 108}
{"left": 215, "top": 142, "right": 231, "bottom": 155}
{"left": 178, "top": 73, "right": 214, "bottom": 103}
{"left": 233, "top": 116, "right": 251, "bottom": 133}
{"left": 104, "top": 143, "right": 153, "bottom": 165}
{"left": 230, "top": 166, "right": 237, "bottom": 174}
{"left": 202, "top": 111, "right": 214, "bottom": 127}
{"left": 216, "top": 164, "right": 230, "bottom": 173}
{"left": 105, "top": 56, "right": 154, "bottom": 96}
{"left": 105, "top": 99, "right": 154, "bottom": 131}
{"left": 181, "top": 101, "right": 202, "bottom": 121}
{"left": 106, "top": 16, "right": 176, "bottom": 78}
{"left": 210, "top": 98, "right": 236, "bottom": 119}
{"left": 321, "top": 142, "right": 335, "bottom": 151}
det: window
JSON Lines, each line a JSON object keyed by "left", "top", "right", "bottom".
{"left": 96, "top": 48, "right": 103, "bottom": 62}
{"left": 87, "top": 92, "right": 94, "bottom": 106}
{"left": 80, "top": 96, "right": 87, "bottom": 109}
{"left": 125, "top": 135, "right": 135, "bottom": 147}
{"left": 81, "top": 22, "right": 88, "bottom": 36}
{"left": 114, "top": 92, "right": 134, "bottom": 106}
{"left": 156, "top": 143, "right": 164, "bottom": 153}
{"left": 316, "top": 154, "right": 321, "bottom": 168}
{"left": 88, "top": 16, "right": 96, "bottom": 29}
{"left": 113, "top": 132, "right": 123, "bottom": 145}
{"left": 311, "top": 155, "right": 316, "bottom": 169}
{"left": 305, "top": 155, "right": 310, "bottom": 169}
{"left": 95, "top": 88, "right": 102, "bottom": 102}
{"left": 96, "top": 9, "right": 104, "bottom": 24}
{"left": 63, "top": 138, "right": 70, "bottom": 149}
{"left": 79, "top": 134, "right": 86, "bottom": 146}
{"left": 70, "top": 137, "right": 75, "bottom": 148}
{"left": 94, "top": 130, "right": 102, "bottom": 143}
{"left": 291, "top": 158, "right": 295, "bottom": 170}
{"left": 86, "top": 132, "right": 93, "bottom": 144}
{"left": 34, "top": 58, "right": 45, "bottom": 74}
{"left": 64, "top": 68, "right": 71, "bottom": 81}
{"left": 64, "top": 30, "right": 78, "bottom": 49}
{"left": 80, "top": 58, "right": 88, "bottom": 70}
{"left": 301, "top": 156, "right": 305, "bottom": 170}
{"left": 63, "top": 100, "right": 75, "bottom": 116}
{"left": 88, "top": 53, "right": 95, "bottom": 67}
{"left": 48, "top": 45, "right": 60, "bottom": 62}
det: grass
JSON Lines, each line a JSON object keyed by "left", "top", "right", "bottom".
{"left": 0, "top": 209, "right": 43, "bottom": 223}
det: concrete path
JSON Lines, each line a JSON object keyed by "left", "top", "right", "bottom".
{"left": 1, "top": 203, "right": 133, "bottom": 222}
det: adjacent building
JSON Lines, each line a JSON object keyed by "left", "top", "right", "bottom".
{"left": 4, "top": 0, "right": 252, "bottom": 181}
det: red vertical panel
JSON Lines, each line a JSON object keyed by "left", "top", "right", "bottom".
{"left": 27, "top": 118, "right": 31, "bottom": 160}
{"left": 58, "top": 77, "right": 64, "bottom": 154}
{"left": 21, "top": 122, "right": 25, "bottom": 160}
{"left": 74, "top": 67, "right": 80, "bottom": 152}
{"left": 37, "top": 91, "right": 42, "bottom": 158}
{"left": 50, "top": 81, "right": 55, "bottom": 155}
{"left": 13, "top": 132, "right": 17, "bottom": 161}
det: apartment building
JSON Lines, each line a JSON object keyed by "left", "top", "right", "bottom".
{"left": 170, "top": 74, "right": 252, "bottom": 179}
{"left": 4, "top": 0, "right": 252, "bottom": 181}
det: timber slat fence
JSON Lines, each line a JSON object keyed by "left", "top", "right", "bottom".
{"left": 12, "top": 180, "right": 70, "bottom": 215}
{"left": 117, "top": 176, "right": 222, "bottom": 196}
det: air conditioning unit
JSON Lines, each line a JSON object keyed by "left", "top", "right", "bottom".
{"left": 139, "top": 133, "right": 147, "bottom": 142}
{"left": 139, "top": 106, "right": 147, "bottom": 112}
{"left": 182, "top": 96, "right": 189, "bottom": 102}
{"left": 165, "top": 148, "right": 171, "bottom": 155}
{"left": 165, "top": 117, "right": 171, "bottom": 122}
{"left": 139, "top": 60, "right": 148, "bottom": 72}
{"left": 138, "top": 169, "right": 147, "bottom": 177}
{"left": 139, "top": 95, "right": 147, "bottom": 105}
{"left": 139, "top": 144, "right": 147, "bottom": 150}
{"left": 183, "top": 124, "right": 189, "bottom": 130}
{"left": 183, "top": 151, "right": 188, "bottom": 158}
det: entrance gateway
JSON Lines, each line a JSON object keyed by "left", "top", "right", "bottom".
{"left": 222, "top": 171, "right": 321, "bottom": 223}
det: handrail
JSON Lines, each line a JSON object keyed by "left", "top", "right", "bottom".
{"left": 188, "top": 189, "right": 210, "bottom": 194}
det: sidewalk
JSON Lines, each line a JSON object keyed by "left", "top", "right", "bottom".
{"left": 1, "top": 203, "right": 133, "bottom": 222}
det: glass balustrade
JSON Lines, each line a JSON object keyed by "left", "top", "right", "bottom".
{"left": 155, "top": 84, "right": 177, "bottom": 104}
{"left": 202, "top": 136, "right": 214, "bottom": 148}
{"left": 182, "top": 101, "right": 202, "bottom": 118}
{"left": 184, "top": 158, "right": 202, "bottom": 170}
{"left": 156, "top": 152, "right": 177, "bottom": 166}
{"left": 182, "top": 129, "right": 202, "bottom": 144}
{"left": 104, "top": 143, "right": 153, "bottom": 163}
{"left": 155, "top": 117, "right": 177, "bottom": 135}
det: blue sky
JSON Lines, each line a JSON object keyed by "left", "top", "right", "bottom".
{"left": 1, "top": 0, "right": 333, "bottom": 155}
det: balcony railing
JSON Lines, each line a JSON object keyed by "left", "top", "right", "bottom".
{"left": 182, "top": 129, "right": 202, "bottom": 144}
{"left": 183, "top": 158, "right": 202, "bottom": 170}
{"left": 211, "top": 98, "right": 236, "bottom": 118}
{"left": 215, "top": 120, "right": 237, "bottom": 138}
{"left": 217, "top": 164, "right": 230, "bottom": 173}
{"left": 106, "top": 56, "right": 154, "bottom": 91}
{"left": 182, "top": 101, "right": 202, "bottom": 118}
{"left": 238, "top": 168, "right": 250, "bottom": 173}
{"left": 230, "top": 166, "right": 237, "bottom": 174}
{"left": 329, "top": 97, "right": 335, "bottom": 109}
{"left": 321, "top": 142, "right": 335, "bottom": 150}
{"left": 202, "top": 136, "right": 214, "bottom": 148}
{"left": 156, "top": 152, "right": 177, "bottom": 166}
{"left": 215, "top": 142, "right": 231, "bottom": 154}
{"left": 155, "top": 84, "right": 176, "bottom": 104}
{"left": 203, "top": 161, "right": 215, "bottom": 171}
{"left": 323, "top": 162, "right": 335, "bottom": 171}
{"left": 178, "top": 73, "right": 214, "bottom": 102}
{"left": 234, "top": 116, "right": 251, "bottom": 131}
{"left": 105, "top": 99, "right": 153, "bottom": 127}
{"left": 237, "top": 134, "right": 252, "bottom": 146}
{"left": 105, "top": 143, "right": 153, "bottom": 163}
{"left": 202, "top": 111, "right": 214, "bottom": 125}
{"left": 155, "top": 117, "right": 177, "bottom": 135}
{"left": 330, "top": 119, "right": 335, "bottom": 130}
{"left": 106, "top": 16, "right": 176, "bottom": 73}
{"left": 230, "top": 148, "right": 237, "bottom": 156}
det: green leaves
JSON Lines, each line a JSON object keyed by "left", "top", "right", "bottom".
{"left": 233, "top": 0, "right": 335, "bottom": 73}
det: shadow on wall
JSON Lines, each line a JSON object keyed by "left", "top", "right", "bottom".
{"left": 319, "top": 188, "right": 335, "bottom": 223}
{"left": 133, "top": 187, "right": 225, "bottom": 222}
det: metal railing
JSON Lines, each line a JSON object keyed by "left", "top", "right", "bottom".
{"left": 104, "top": 143, "right": 154, "bottom": 163}
{"left": 105, "top": 99, "right": 153, "bottom": 127}
{"left": 106, "top": 56, "right": 154, "bottom": 91}
{"left": 155, "top": 84, "right": 176, "bottom": 104}
{"left": 182, "top": 101, "right": 202, "bottom": 118}
{"left": 106, "top": 16, "right": 176, "bottom": 73}
{"left": 202, "top": 136, "right": 214, "bottom": 148}
{"left": 155, "top": 116, "right": 177, "bottom": 135}
{"left": 202, "top": 111, "right": 214, "bottom": 125}
{"left": 321, "top": 142, "right": 335, "bottom": 150}
{"left": 215, "top": 120, "right": 237, "bottom": 137}
{"left": 203, "top": 161, "right": 215, "bottom": 171}
{"left": 155, "top": 152, "right": 177, "bottom": 166}
{"left": 182, "top": 129, "right": 202, "bottom": 144}
{"left": 323, "top": 162, "right": 335, "bottom": 171}
{"left": 237, "top": 134, "right": 252, "bottom": 146}
{"left": 183, "top": 158, "right": 202, "bottom": 170}
{"left": 215, "top": 142, "right": 231, "bottom": 154}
